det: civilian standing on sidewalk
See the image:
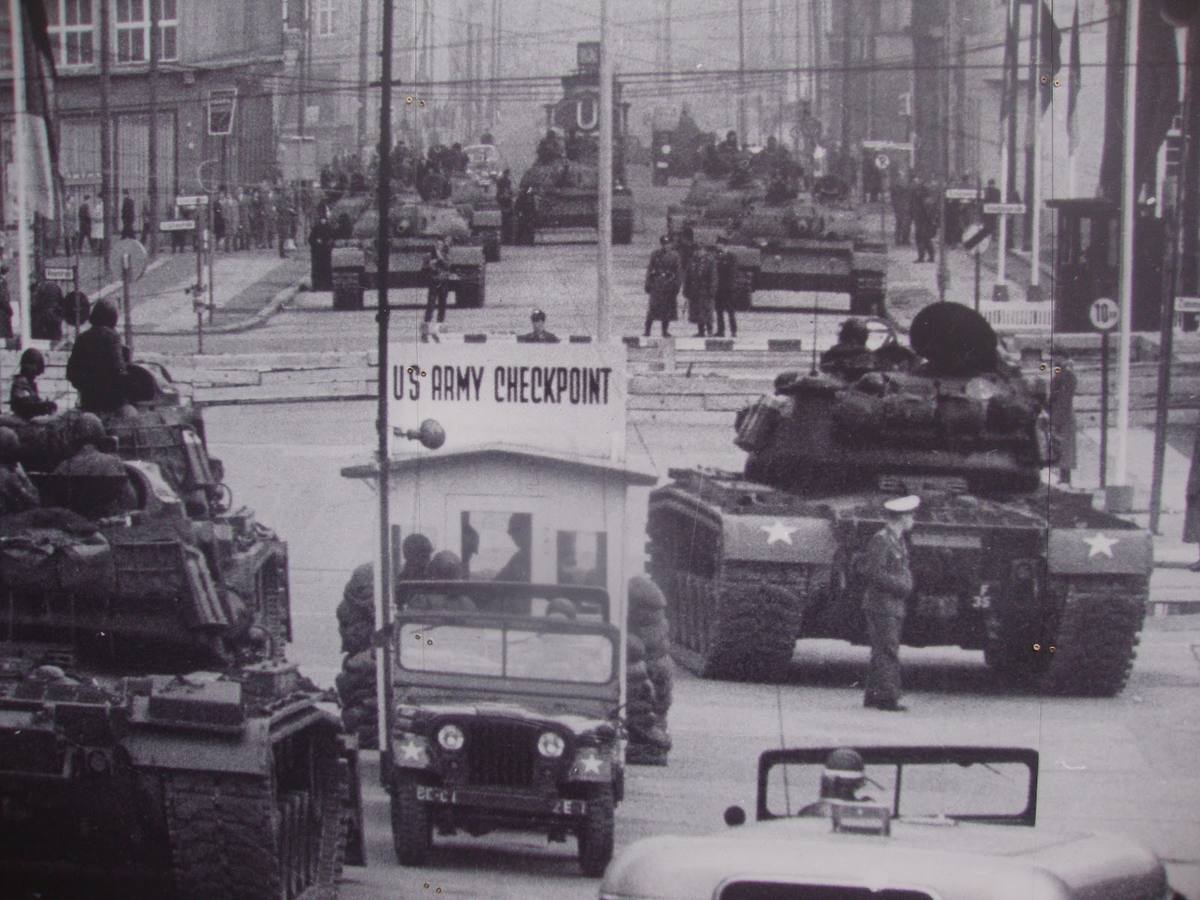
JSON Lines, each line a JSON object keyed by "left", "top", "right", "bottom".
{"left": 1185, "top": 423, "right": 1200, "bottom": 572}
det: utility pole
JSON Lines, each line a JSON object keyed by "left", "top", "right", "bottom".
{"left": 811, "top": 0, "right": 822, "bottom": 124}
{"left": 795, "top": 0, "right": 803, "bottom": 148}
{"left": 955, "top": 34, "right": 966, "bottom": 175}
{"left": 358, "top": 0, "right": 370, "bottom": 151}
{"left": 298, "top": 0, "right": 309, "bottom": 137}
{"left": 737, "top": 0, "right": 747, "bottom": 140}
{"left": 1115, "top": 0, "right": 1141, "bottom": 486}
{"left": 474, "top": 19, "right": 484, "bottom": 140}
{"left": 100, "top": 0, "right": 112, "bottom": 275}
{"left": 373, "top": 0, "right": 396, "bottom": 756}
{"left": 1023, "top": 0, "right": 1040, "bottom": 253}
{"left": 769, "top": 0, "right": 780, "bottom": 141}
{"left": 598, "top": 0, "right": 614, "bottom": 341}
{"left": 148, "top": 0, "right": 160, "bottom": 257}
{"left": 841, "top": 0, "right": 851, "bottom": 152}
{"left": 937, "top": 31, "right": 950, "bottom": 302}
{"left": 664, "top": 0, "right": 672, "bottom": 77}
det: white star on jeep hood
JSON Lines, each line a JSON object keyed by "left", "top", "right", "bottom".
{"left": 761, "top": 521, "right": 796, "bottom": 545}
{"left": 1083, "top": 532, "right": 1119, "bottom": 559}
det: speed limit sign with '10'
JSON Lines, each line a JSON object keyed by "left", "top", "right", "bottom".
{"left": 1089, "top": 297, "right": 1119, "bottom": 331}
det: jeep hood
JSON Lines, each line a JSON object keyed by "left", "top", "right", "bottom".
{"left": 400, "top": 694, "right": 612, "bottom": 736}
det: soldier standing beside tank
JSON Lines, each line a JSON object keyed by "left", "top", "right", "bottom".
{"left": 66, "top": 298, "right": 128, "bottom": 414}
{"left": 713, "top": 235, "right": 738, "bottom": 338}
{"left": 684, "top": 241, "right": 717, "bottom": 338}
{"left": 1048, "top": 349, "right": 1078, "bottom": 485}
{"left": 496, "top": 168, "right": 514, "bottom": 243}
{"left": 859, "top": 495, "right": 919, "bottom": 712}
{"left": 1185, "top": 424, "right": 1200, "bottom": 572}
{"left": 644, "top": 235, "right": 682, "bottom": 338}
{"left": 423, "top": 236, "right": 452, "bottom": 335}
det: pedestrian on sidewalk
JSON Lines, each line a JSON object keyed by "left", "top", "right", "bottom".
{"left": 120, "top": 190, "right": 136, "bottom": 240}
{"left": 1185, "top": 424, "right": 1200, "bottom": 572}
{"left": 91, "top": 197, "right": 105, "bottom": 255}
{"left": 77, "top": 196, "right": 93, "bottom": 256}
{"left": 1048, "top": 349, "right": 1078, "bottom": 485}
{"left": 912, "top": 180, "right": 937, "bottom": 263}
{"left": 891, "top": 170, "right": 912, "bottom": 246}
{"left": 643, "top": 235, "right": 681, "bottom": 338}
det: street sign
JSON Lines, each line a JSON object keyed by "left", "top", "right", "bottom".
{"left": 1089, "top": 297, "right": 1120, "bottom": 331}
{"left": 861, "top": 140, "right": 913, "bottom": 152}
{"left": 176, "top": 195, "right": 208, "bottom": 209}
{"left": 160, "top": 219, "right": 197, "bottom": 232}
{"left": 44, "top": 266, "right": 74, "bottom": 282}
{"left": 207, "top": 88, "right": 238, "bottom": 136}
{"left": 983, "top": 202, "right": 1026, "bottom": 215}
{"left": 1176, "top": 295, "right": 1200, "bottom": 313}
{"left": 874, "top": 153, "right": 890, "bottom": 171}
{"left": 945, "top": 188, "right": 983, "bottom": 200}
{"left": 110, "top": 239, "right": 148, "bottom": 282}
{"left": 962, "top": 223, "right": 991, "bottom": 256}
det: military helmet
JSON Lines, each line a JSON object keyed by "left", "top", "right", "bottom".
{"left": 402, "top": 533, "right": 434, "bottom": 566}
{"left": 72, "top": 412, "right": 107, "bottom": 449}
{"left": 819, "top": 747, "right": 867, "bottom": 800}
{"left": 838, "top": 317, "right": 869, "bottom": 346}
{"left": 0, "top": 427, "right": 20, "bottom": 463}
{"left": 427, "top": 550, "right": 464, "bottom": 580}
{"left": 19, "top": 347, "right": 46, "bottom": 376}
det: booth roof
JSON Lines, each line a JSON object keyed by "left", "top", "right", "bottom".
{"left": 339, "top": 442, "right": 658, "bottom": 486}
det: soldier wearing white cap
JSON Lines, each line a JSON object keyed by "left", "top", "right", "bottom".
{"left": 797, "top": 747, "right": 874, "bottom": 817}
{"left": 859, "top": 495, "right": 919, "bottom": 711}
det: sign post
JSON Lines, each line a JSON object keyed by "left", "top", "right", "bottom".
{"left": 955, "top": 187, "right": 989, "bottom": 312}
{"left": 983, "top": 201, "right": 1026, "bottom": 301}
{"left": 1090, "top": 296, "right": 1120, "bottom": 487}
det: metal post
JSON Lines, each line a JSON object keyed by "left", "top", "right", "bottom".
{"left": 375, "top": 0, "right": 396, "bottom": 758}
{"left": 598, "top": 0, "right": 614, "bottom": 342}
{"left": 72, "top": 262, "right": 81, "bottom": 341}
{"left": 121, "top": 253, "right": 133, "bottom": 354}
{"left": 737, "top": 0, "right": 746, "bottom": 141}
{"left": 207, "top": 198, "right": 215, "bottom": 324}
{"left": 996, "top": 0, "right": 1018, "bottom": 292}
{"left": 1115, "top": 0, "right": 1140, "bottom": 485}
{"left": 974, "top": 173, "right": 983, "bottom": 311}
{"left": 148, "top": 0, "right": 160, "bottom": 257}
{"left": 357, "top": 0, "right": 370, "bottom": 151}
{"left": 1023, "top": 0, "right": 1040, "bottom": 254}
{"left": 8, "top": 0, "right": 32, "bottom": 347}
{"left": 937, "top": 34, "right": 950, "bottom": 303}
{"left": 1100, "top": 330, "right": 1110, "bottom": 488}
{"left": 196, "top": 309, "right": 204, "bottom": 354}
{"left": 99, "top": 0, "right": 112, "bottom": 277}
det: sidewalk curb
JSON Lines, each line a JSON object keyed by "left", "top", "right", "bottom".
{"left": 133, "top": 279, "right": 303, "bottom": 337}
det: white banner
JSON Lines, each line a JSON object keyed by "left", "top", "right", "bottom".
{"left": 388, "top": 341, "right": 627, "bottom": 461}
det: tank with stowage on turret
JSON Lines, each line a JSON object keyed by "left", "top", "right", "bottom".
{"left": 0, "top": 363, "right": 363, "bottom": 899}
{"left": 646, "top": 304, "right": 1152, "bottom": 696}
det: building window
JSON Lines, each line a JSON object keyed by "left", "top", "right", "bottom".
{"left": 115, "top": 0, "right": 178, "bottom": 64}
{"left": 47, "top": 0, "right": 96, "bottom": 67}
{"left": 316, "top": 0, "right": 337, "bottom": 37}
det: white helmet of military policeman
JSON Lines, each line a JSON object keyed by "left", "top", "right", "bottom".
{"left": 883, "top": 494, "right": 920, "bottom": 533}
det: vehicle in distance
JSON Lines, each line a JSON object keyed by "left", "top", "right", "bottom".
{"left": 600, "top": 744, "right": 1188, "bottom": 900}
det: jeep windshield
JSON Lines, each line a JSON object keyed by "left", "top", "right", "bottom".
{"left": 759, "top": 746, "right": 1038, "bottom": 827}
{"left": 396, "top": 581, "right": 611, "bottom": 623}
{"left": 397, "top": 620, "right": 615, "bottom": 685}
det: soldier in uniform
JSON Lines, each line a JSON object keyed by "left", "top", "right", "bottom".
{"left": 820, "top": 318, "right": 874, "bottom": 379}
{"left": 422, "top": 236, "right": 453, "bottom": 335}
{"left": 0, "top": 427, "right": 40, "bottom": 514}
{"left": 10, "top": 348, "right": 58, "bottom": 419}
{"left": 713, "top": 235, "right": 739, "bottom": 338}
{"left": 66, "top": 298, "right": 128, "bottom": 414}
{"left": 518, "top": 308, "right": 560, "bottom": 343}
{"left": 797, "top": 748, "right": 875, "bottom": 817}
{"left": 53, "top": 413, "right": 136, "bottom": 519}
{"left": 859, "top": 494, "right": 919, "bottom": 711}
{"left": 683, "top": 241, "right": 717, "bottom": 338}
{"left": 644, "top": 235, "right": 682, "bottom": 337}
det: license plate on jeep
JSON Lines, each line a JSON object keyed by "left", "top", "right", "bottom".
{"left": 415, "top": 785, "right": 457, "bottom": 804}
{"left": 412, "top": 785, "right": 587, "bottom": 816}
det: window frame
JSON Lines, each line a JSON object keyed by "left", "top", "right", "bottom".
{"left": 47, "top": 0, "right": 97, "bottom": 69}
{"left": 114, "top": 0, "right": 179, "bottom": 65}
{"left": 316, "top": 0, "right": 337, "bottom": 38}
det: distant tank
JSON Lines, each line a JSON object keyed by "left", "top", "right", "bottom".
{"left": 0, "top": 364, "right": 362, "bottom": 897}
{"left": 449, "top": 170, "right": 503, "bottom": 263}
{"left": 647, "top": 304, "right": 1152, "bottom": 696}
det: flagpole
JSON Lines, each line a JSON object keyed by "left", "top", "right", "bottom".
{"left": 8, "top": 0, "right": 32, "bottom": 348}
{"left": 996, "top": 0, "right": 1018, "bottom": 293}
{"left": 1028, "top": 3, "right": 1043, "bottom": 301}
{"left": 1115, "top": 0, "right": 1140, "bottom": 486}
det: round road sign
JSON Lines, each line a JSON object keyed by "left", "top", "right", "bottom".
{"left": 874, "top": 153, "right": 890, "bottom": 171}
{"left": 961, "top": 222, "right": 990, "bottom": 256}
{"left": 108, "top": 238, "right": 148, "bottom": 281}
{"left": 1089, "top": 297, "right": 1120, "bottom": 331}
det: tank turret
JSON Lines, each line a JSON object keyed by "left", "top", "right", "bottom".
{"left": 737, "top": 304, "right": 1050, "bottom": 495}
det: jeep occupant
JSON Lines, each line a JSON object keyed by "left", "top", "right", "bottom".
{"left": 796, "top": 748, "right": 874, "bottom": 817}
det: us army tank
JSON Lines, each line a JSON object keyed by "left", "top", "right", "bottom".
{"left": 646, "top": 304, "right": 1151, "bottom": 696}
{"left": 0, "top": 364, "right": 363, "bottom": 898}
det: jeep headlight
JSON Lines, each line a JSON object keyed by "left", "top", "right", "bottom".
{"left": 437, "top": 724, "right": 465, "bottom": 751}
{"left": 537, "top": 731, "right": 565, "bottom": 758}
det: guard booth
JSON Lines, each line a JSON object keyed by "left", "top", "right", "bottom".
{"left": 1047, "top": 198, "right": 1165, "bottom": 333}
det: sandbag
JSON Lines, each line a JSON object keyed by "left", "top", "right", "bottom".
{"left": 626, "top": 634, "right": 646, "bottom": 664}
{"left": 630, "top": 606, "right": 669, "bottom": 630}
{"left": 628, "top": 574, "right": 667, "bottom": 610}
{"left": 637, "top": 621, "right": 670, "bottom": 655}
{"left": 625, "top": 660, "right": 649, "bottom": 682}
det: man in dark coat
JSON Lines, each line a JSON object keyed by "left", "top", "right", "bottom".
{"left": 644, "top": 235, "right": 681, "bottom": 337}
{"left": 1186, "top": 425, "right": 1200, "bottom": 571}
{"left": 77, "top": 196, "right": 92, "bottom": 255}
{"left": 891, "top": 172, "right": 912, "bottom": 245}
{"left": 66, "top": 297, "right": 128, "bottom": 414}
{"left": 1048, "top": 350, "right": 1078, "bottom": 484}
{"left": 308, "top": 217, "right": 335, "bottom": 291}
{"left": 53, "top": 413, "right": 135, "bottom": 518}
{"left": 911, "top": 180, "right": 937, "bottom": 263}
{"left": 859, "top": 495, "right": 919, "bottom": 711}
{"left": 496, "top": 169, "right": 514, "bottom": 243}
{"left": 10, "top": 348, "right": 57, "bottom": 419}
{"left": 120, "top": 190, "right": 136, "bottom": 239}
{"left": 713, "top": 235, "right": 739, "bottom": 338}
{"left": 683, "top": 242, "right": 717, "bottom": 337}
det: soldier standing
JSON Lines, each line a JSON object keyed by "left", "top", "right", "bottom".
{"left": 643, "top": 235, "right": 682, "bottom": 338}
{"left": 859, "top": 495, "right": 919, "bottom": 712}
{"left": 518, "top": 308, "right": 560, "bottom": 343}
{"left": 713, "top": 235, "right": 739, "bottom": 338}
{"left": 683, "top": 241, "right": 717, "bottom": 338}
{"left": 422, "top": 236, "right": 452, "bottom": 334}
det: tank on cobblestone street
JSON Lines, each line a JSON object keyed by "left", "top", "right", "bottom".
{"left": 0, "top": 363, "right": 362, "bottom": 898}
{"left": 647, "top": 303, "right": 1153, "bottom": 696}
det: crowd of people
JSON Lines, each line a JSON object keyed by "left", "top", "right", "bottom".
{"left": 643, "top": 226, "right": 746, "bottom": 339}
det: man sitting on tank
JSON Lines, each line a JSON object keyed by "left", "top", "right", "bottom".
{"left": 10, "top": 348, "right": 58, "bottom": 420}
{"left": 52, "top": 413, "right": 137, "bottom": 519}
{"left": 0, "top": 426, "right": 40, "bottom": 514}
{"left": 820, "top": 319, "right": 876, "bottom": 380}
{"left": 796, "top": 748, "right": 876, "bottom": 817}
{"left": 66, "top": 298, "right": 129, "bottom": 415}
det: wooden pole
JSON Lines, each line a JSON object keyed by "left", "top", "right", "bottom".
{"left": 100, "top": 0, "right": 112, "bottom": 276}
{"left": 1115, "top": 0, "right": 1139, "bottom": 485}
{"left": 8, "top": 0, "right": 32, "bottom": 347}
{"left": 598, "top": 0, "right": 614, "bottom": 341}
{"left": 148, "top": 0, "right": 160, "bottom": 256}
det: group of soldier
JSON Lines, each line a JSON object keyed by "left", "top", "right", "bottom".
{"left": 643, "top": 227, "right": 744, "bottom": 339}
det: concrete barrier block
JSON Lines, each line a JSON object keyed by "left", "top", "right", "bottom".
{"left": 627, "top": 394, "right": 706, "bottom": 411}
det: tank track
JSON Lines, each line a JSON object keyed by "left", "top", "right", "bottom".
{"left": 1038, "top": 575, "right": 1148, "bottom": 697}
{"left": 163, "top": 735, "right": 344, "bottom": 900}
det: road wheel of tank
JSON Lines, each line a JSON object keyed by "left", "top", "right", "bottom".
{"left": 702, "top": 582, "right": 801, "bottom": 682}
{"left": 1035, "top": 576, "right": 1148, "bottom": 696}
{"left": 455, "top": 277, "right": 486, "bottom": 309}
{"left": 612, "top": 221, "right": 634, "bottom": 245}
{"left": 163, "top": 728, "right": 345, "bottom": 900}
{"left": 577, "top": 785, "right": 615, "bottom": 877}
{"left": 391, "top": 774, "right": 432, "bottom": 866}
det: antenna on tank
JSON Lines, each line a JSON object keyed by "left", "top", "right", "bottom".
{"left": 809, "top": 293, "right": 820, "bottom": 375}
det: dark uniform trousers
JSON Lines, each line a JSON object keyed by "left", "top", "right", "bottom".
{"left": 859, "top": 528, "right": 913, "bottom": 707}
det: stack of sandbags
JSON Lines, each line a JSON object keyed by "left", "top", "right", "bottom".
{"left": 626, "top": 575, "right": 673, "bottom": 766}
{"left": 335, "top": 562, "right": 379, "bottom": 749}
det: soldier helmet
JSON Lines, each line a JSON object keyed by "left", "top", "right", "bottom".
{"left": 89, "top": 297, "right": 119, "bottom": 328}
{"left": 19, "top": 347, "right": 46, "bottom": 376}
{"left": 427, "top": 550, "right": 464, "bottom": 580}
{"left": 659, "top": 234, "right": 672, "bottom": 246}
{"left": 883, "top": 495, "right": 921, "bottom": 516}
{"left": 838, "top": 318, "right": 869, "bottom": 346}
{"left": 530, "top": 308, "right": 547, "bottom": 323}
{"left": 0, "top": 427, "right": 20, "bottom": 463}
{"left": 820, "top": 747, "right": 867, "bottom": 800}
{"left": 401, "top": 533, "right": 434, "bottom": 566}
{"left": 72, "top": 412, "right": 107, "bottom": 449}
{"left": 546, "top": 597, "right": 577, "bottom": 619}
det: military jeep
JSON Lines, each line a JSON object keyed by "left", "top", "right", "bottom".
{"left": 385, "top": 581, "right": 623, "bottom": 876}
{"left": 601, "top": 745, "right": 1186, "bottom": 900}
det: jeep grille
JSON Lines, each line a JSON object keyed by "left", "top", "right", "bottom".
{"left": 465, "top": 721, "right": 539, "bottom": 788}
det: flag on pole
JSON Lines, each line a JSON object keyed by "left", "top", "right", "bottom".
{"left": 1067, "top": 2, "right": 1081, "bottom": 151}
{"left": 1039, "top": 1, "right": 1063, "bottom": 113}
{"left": 17, "top": 0, "right": 61, "bottom": 220}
